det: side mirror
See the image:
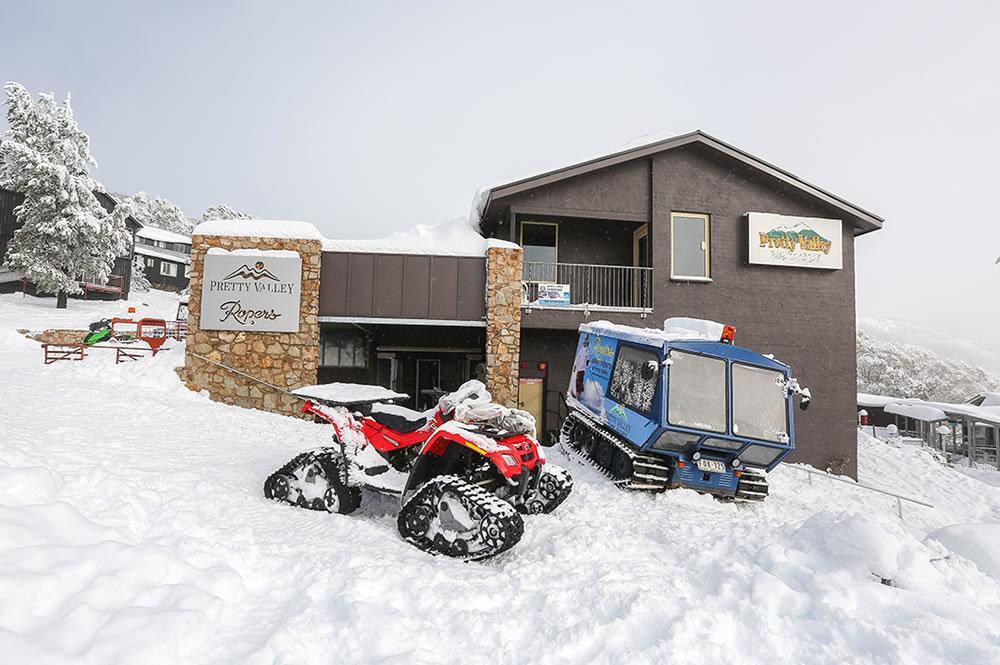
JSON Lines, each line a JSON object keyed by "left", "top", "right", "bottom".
{"left": 798, "top": 387, "right": 812, "bottom": 411}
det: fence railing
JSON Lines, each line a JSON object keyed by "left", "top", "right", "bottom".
{"left": 522, "top": 262, "right": 653, "bottom": 312}
{"left": 783, "top": 463, "right": 933, "bottom": 520}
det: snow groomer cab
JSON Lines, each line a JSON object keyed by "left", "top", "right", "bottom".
{"left": 561, "top": 317, "right": 811, "bottom": 502}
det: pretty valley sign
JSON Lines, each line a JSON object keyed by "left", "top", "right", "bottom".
{"left": 747, "top": 212, "right": 843, "bottom": 270}
{"left": 200, "top": 251, "right": 302, "bottom": 332}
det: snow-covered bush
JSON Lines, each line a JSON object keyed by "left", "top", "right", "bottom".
{"left": 857, "top": 330, "right": 1000, "bottom": 402}
{"left": 131, "top": 254, "right": 151, "bottom": 292}
{"left": 117, "top": 191, "right": 193, "bottom": 234}
{"left": 201, "top": 204, "right": 253, "bottom": 221}
{"left": 0, "top": 83, "right": 130, "bottom": 307}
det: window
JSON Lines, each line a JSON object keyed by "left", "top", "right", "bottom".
{"left": 160, "top": 262, "right": 178, "bottom": 277}
{"left": 671, "top": 212, "right": 710, "bottom": 280}
{"left": 184, "top": 265, "right": 191, "bottom": 278}
{"left": 146, "top": 257, "right": 155, "bottom": 268}
{"left": 667, "top": 350, "right": 727, "bottom": 433}
{"left": 320, "top": 332, "right": 368, "bottom": 368}
{"left": 521, "top": 221, "right": 558, "bottom": 282}
{"left": 608, "top": 345, "right": 660, "bottom": 414}
{"left": 732, "top": 363, "right": 788, "bottom": 443}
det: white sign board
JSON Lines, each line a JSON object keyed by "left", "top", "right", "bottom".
{"left": 748, "top": 212, "right": 843, "bottom": 270}
{"left": 537, "top": 283, "right": 571, "bottom": 306}
{"left": 199, "top": 251, "right": 302, "bottom": 332}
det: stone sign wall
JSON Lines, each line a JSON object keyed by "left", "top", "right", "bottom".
{"left": 484, "top": 242, "right": 522, "bottom": 407}
{"left": 181, "top": 232, "right": 322, "bottom": 417}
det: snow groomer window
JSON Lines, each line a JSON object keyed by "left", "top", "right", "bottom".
{"left": 732, "top": 363, "right": 788, "bottom": 442}
{"left": 667, "top": 350, "right": 727, "bottom": 432}
{"left": 670, "top": 212, "right": 710, "bottom": 280}
{"left": 320, "top": 332, "right": 368, "bottom": 368}
{"left": 609, "top": 345, "right": 660, "bottom": 414}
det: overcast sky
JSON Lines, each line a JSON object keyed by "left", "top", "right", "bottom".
{"left": 3, "top": 1, "right": 998, "bottom": 360}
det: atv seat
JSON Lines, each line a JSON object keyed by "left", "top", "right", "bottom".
{"left": 369, "top": 403, "right": 429, "bottom": 434}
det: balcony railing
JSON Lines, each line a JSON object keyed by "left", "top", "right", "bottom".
{"left": 522, "top": 262, "right": 653, "bottom": 313}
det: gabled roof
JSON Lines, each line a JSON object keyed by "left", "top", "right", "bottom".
{"left": 136, "top": 225, "right": 192, "bottom": 245}
{"left": 475, "top": 130, "right": 884, "bottom": 235}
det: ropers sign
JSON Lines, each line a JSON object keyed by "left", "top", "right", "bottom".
{"left": 200, "top": 251, "right": 302, "bottom": 332}
{"left": 748, "top": 212, "right": 843, "bottom": 270}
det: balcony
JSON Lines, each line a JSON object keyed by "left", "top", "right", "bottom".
{"left": 522, "top": 262, "right": 653, "bottom": 314}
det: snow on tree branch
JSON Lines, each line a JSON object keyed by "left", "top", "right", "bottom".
{"left": 857, "top": 330, "right": 1000, "bottom": 402}
{"left": 116, "top": 191, "right": 194, "bottom": 234}
{"left": 201, "top": 203, "right": 253, "bottom": 221}
{"left": 0, "top": 82, "right": 129, "bottom": 305}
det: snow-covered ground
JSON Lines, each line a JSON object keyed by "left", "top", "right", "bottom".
{"left": 2, "top": 299, "right": 1000, "bottom": 664}
{"left": 0, "top": 288, "right": 181, "bottom": 331}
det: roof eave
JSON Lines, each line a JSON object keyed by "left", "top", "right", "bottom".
{"left": 480, "top": 130, "right": 884, "bottom": 234}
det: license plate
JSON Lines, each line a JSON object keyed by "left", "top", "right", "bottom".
{"left": 696, "top": 458, "right": 726, "bottom": 474}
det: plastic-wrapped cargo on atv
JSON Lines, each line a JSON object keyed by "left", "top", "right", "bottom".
{"left": 562, "top": 318, "right": 811, "bottom": 501}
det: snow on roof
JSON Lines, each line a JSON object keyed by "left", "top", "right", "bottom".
{"left": 857, "top": 393, "right": 906, "bottom": 408}
{"left": 323, "top": 217, "right": 508, "bottom": 257}
{"left": 133, "top": 244, "right": 191, "bottom": 265}
{"left": 193, "top": 219, "right": 324, "bottom": 240}
{"left": 136, "top": 226, "right": 192, "bottom": 244}
{"left": 580, "top": 317, "right": 727, "bottom": 347}
{"left": 884, "top": 402, "right": 949, "bottom": 423}
{"left": 881, "top": 397, "right": 1000, "bottom": 426}
{"left": 206, "top": 248, "right": 301, "bottom": 258}
{"left": 291, "top": 382, "right": 408, "bottom": 405}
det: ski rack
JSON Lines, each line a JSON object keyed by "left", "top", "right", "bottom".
{"left": 782, "top": 464, "right": 933, "bottom": 519}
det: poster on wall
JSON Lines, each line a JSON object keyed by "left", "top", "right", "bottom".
{"left": 747, "top": 212, "right": 843, "bottom": 270}
{"left": 537, "top": 283, "right": 571, "bottom": 306}
{"left": 199, "top": 249, "right": 302, "bottom": 332}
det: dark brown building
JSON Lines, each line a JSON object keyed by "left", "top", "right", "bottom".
{"left": 0, "top": 187, "right": 140, "bottom": 299}
{"left": 318, "top": 131, "right": 882, "bottom": 476}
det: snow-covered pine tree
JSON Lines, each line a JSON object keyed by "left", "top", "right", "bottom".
{"left": 0, "top": 82, "right": 130, "bottom": 308}
{"left": 118, "top": 191, "right": 194, "bottom": 234}
{"left": 201, "top": 203, "right": 253, "bottom": 221}
{"left": 131, "top": 254, "right": 151, "bottom": 292}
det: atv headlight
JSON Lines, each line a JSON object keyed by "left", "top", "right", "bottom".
{"left": 500, "top": 453, "right": 518, "bottom": 467}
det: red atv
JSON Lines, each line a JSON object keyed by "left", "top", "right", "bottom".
{"left": 264, "top": 381, "right": 573, "bottom": 560}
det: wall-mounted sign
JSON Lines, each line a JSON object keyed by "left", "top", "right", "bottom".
{"left": 748, "top": 212, "right": 843, "bottom": 270}
{"left": 200, "top": 250, "right": 302, "bottom": 332}
{"left": 537, "top": 283, "right": 571, "bottom": 307}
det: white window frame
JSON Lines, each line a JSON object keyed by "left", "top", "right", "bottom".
{"left": 184, "top": 264, "right": 191, "bottom": 278}
{"left": 670, "top": 212, "right": 711, "bottom": 282}
{"left": 160, "top": 261, "right": 178, "bottom": 277}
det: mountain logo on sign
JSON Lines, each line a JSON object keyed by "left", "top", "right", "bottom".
{"left": 759, "top": 221, "right": 832, "bottom": 255}
{"left": 223, "top": 261, "right": 279, "bottom": 281}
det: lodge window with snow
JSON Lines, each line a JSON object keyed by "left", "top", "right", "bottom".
{"left": 609, "top": 345, "right": 660, "bottom": 414}
{"left": 521, "top": 221, "right": 558, "bottom": 282}
{"left": 670, "top": 212, "right": 711, "bottom": 280}
{"left": 731, "top": 363, "right": 788, "bottom": 443}
{"left": 160, "top": 262, "right": 178, "bottom": 277}
{"left": 667, "top": 350, "right": 727, "bottom": 432}
{"left": 320, "top": 332, "right": 368, "bottom": 368}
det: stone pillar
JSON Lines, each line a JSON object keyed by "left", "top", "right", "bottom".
{"left": 181, "top": 233, "right": 322, "bottom": 417}
{"left": 484, "top": 241, "right": 522, "bottom": 407}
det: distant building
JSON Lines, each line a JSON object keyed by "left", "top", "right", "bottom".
{"left": 0, "top": 187, "right": 140, "bottom": 300}
{"left": 134, "top": 226, "right": 192, "bottom": 291}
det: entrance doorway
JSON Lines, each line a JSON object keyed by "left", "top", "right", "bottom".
{"left": 415, "top": 359, "right": 442, "bottom": 410}
{"left": 518, "top": 378, "right": 545, "bottom": 434}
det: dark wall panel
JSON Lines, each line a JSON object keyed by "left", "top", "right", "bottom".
{"left": 429, "top": 257, "right": 459, "bottom": 319}
{"left": 319, "top": 253, "right": 350, "bottom": 315}
{"left": 346, "top": 254, "right": 375, "bottom": 316}
{"left": 501, "top": 159, "right": 649, "bottom": 218}
{"left": 320, "top": 251, "right": 486, "bottom": 321}
{"left": 401, "top": 256, "right": 431, "bottom": 318}
{"left": 457, "top": 257, "right": 486, "bottom": 319}
{"left": 373, "top": 255, "right": 404, "bottom": 316}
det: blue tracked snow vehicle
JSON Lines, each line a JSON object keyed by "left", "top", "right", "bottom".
{"left": 560, "top": 318, "right": 811, "bottom": 501}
